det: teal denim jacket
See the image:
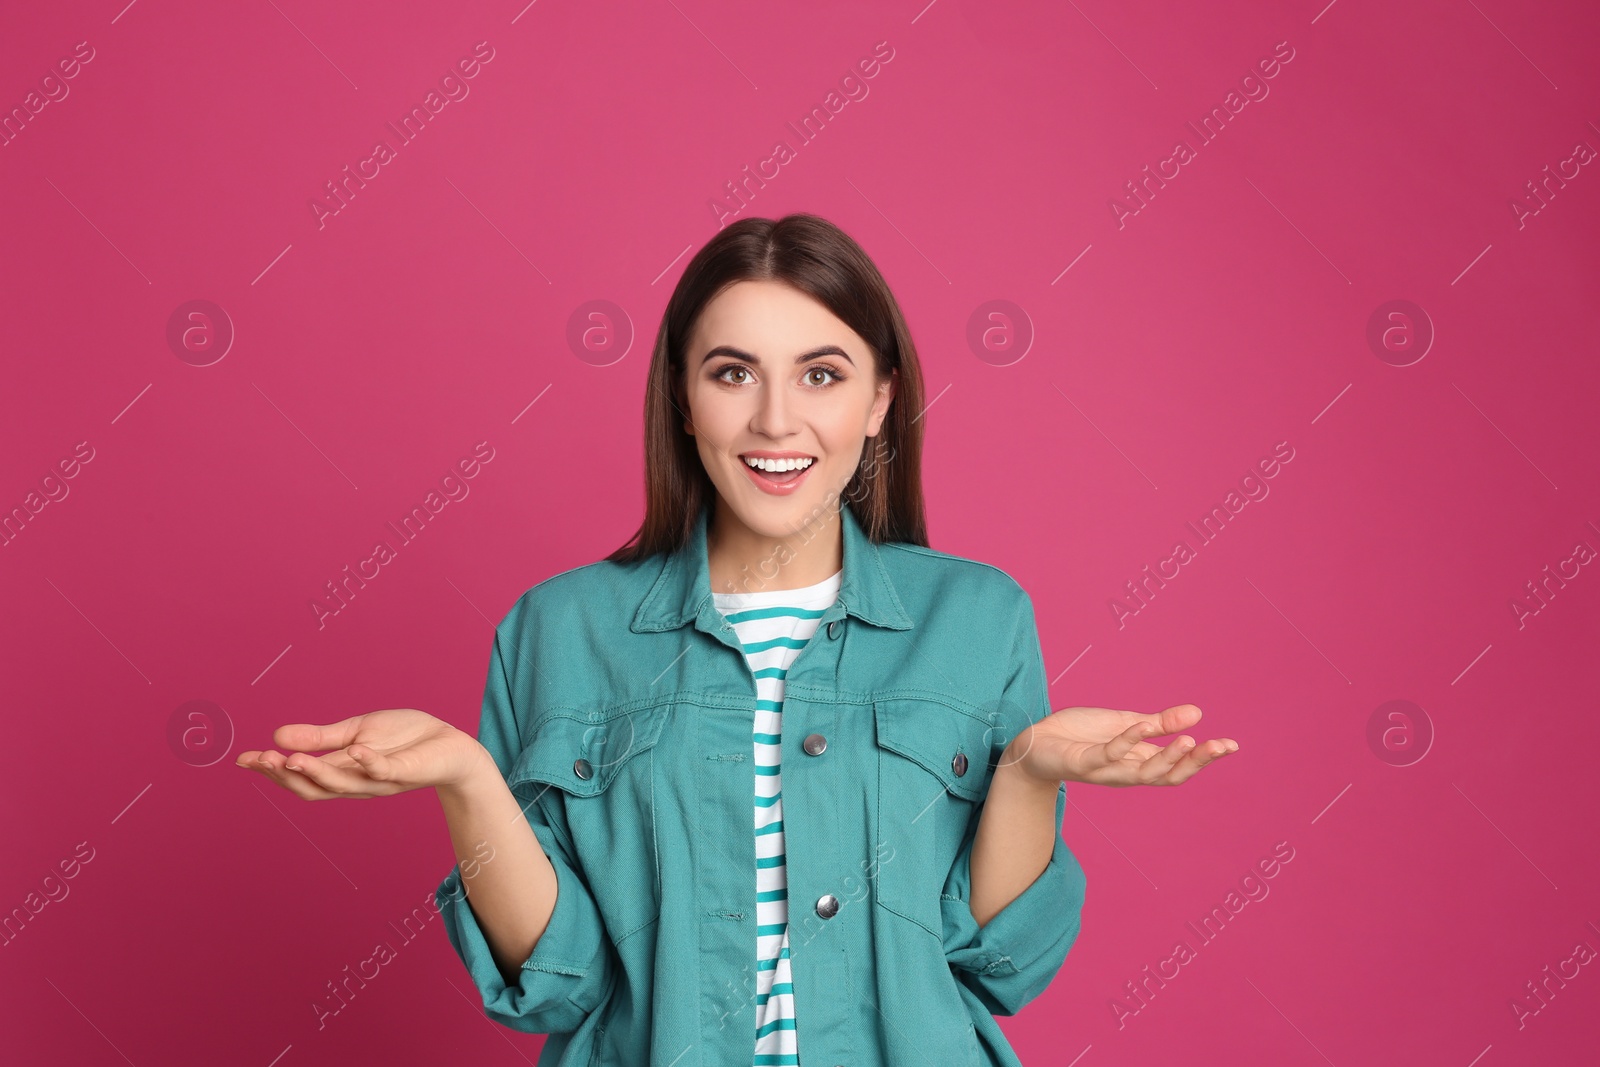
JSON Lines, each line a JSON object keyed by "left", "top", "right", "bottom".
{"left": 435, "top": 501, "right": 1087, "bottom": 1066}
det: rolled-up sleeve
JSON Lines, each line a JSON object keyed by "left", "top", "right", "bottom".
{"left": 433, "top": 599, "right": 618, "bottom": 1034}
{"left": 940, "top": 585, "right": 1087, "bottom": 1017}
{"left": 940, "top": 783, "right": 1085, "bottom": 1016}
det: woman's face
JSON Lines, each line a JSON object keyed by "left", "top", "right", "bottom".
{"left": 681, "top": 279, "right": 896, "bottom": 542}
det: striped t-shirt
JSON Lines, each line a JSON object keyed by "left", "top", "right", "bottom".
{"left": 711, "top": 567, "right": 843, "bottom": 1067}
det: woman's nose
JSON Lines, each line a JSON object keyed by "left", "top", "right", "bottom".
{"left": 749, "top": 383, "right": 799, "bottom": 436}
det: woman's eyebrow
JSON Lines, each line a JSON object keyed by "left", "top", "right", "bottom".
{"left": 701, "top": 344, "right": 855, "bottom": 367}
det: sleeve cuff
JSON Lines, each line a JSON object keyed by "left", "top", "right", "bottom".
{"left": 941, "top": 783, "right": 1087, "bottom": 1015}
{"left": 435, "top": 851, "right": 613, "bottom": 1034}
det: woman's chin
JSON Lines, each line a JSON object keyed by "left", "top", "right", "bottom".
{"left": 719, "top": 485, "right": 835, "bottom": 539}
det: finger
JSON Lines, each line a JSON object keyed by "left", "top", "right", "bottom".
{"left": 1103, "top": 720, "right": 1166, "bottom": 762}
{"left": 1115, "top": 705, "right": 1202, "bottom": 748}
{"left": 272, "top": 716, "right": 367, "bottom": 755}
{"left": 347, "top": 743, "right": 407, "bottom": 784}
{"left": 284, "top": 751, "right": 382, "bottom": 797}
{"left": 1154, "top": 737, "right": 1238, "bottom": 785}
{"left": 1136, "top": 735, "right": 1197, "bottom": 784}
{"left": 306, "top": 747, "right": 361, "bottom": 773}
{"left": 251, "top": 749, "right": 343, "bottom": 801}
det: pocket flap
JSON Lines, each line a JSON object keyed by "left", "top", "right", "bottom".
{"left": 873, "top": 697, "right": 998, "bottom": 802}
{"left": 508, "top": 708, "right": 668, "bottom": 798}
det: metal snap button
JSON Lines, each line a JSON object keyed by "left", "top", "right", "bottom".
{"left": 815, "top": 893, "right": 840, "bottom": 919}
{"left": 802, "top": 733, "right": 828, "bottom": 756}
{"left": 951, "top": 751, "right": 968, "bottom": 777}
{"left": 573, "top": 758, "right": 593, "bottom": 780}
{"left": 827, "top": 619, "right": 841, "bottom": 639}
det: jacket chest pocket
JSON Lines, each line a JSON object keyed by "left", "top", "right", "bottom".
{"left": 871, "top": 696, "right": 1001, "bottom": 937}
{"left": 507, "top": 707, "right": 670, "bottom": 938}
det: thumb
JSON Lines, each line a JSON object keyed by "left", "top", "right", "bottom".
{"left": 1150, "top": 704, "right": 1201, "bottom": 736}
{"left": 274, "top": 716, "right": 364, "bottom": 753}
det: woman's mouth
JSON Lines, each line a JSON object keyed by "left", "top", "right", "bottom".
{"left": 740, "top": 453, "right": 816, "bottom": 496}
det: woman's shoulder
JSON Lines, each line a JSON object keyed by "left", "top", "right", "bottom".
{"left": 488, "top": 555, "right": 666, "bottom": 716}
{"left": 876, "top": 539, "right": 1034, "bottom": 614}
{"left": 501, "top": 553, "right": 659, "bottom": 626}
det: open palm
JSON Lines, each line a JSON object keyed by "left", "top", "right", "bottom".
{"left": 236, "top": 708, "right": 487, "bottom": 800}
{"left": 1002, "top": 703, "right": 1238, "bottom": 787}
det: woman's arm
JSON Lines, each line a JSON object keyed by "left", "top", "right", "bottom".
{"left": 436, "top": 750, "right": 558, "bottom": 987}
{"left": 968, "top": 751, "right": 1062, "bottom": 927}
{"left": 433, "top": 603, "right": 621, "bottom": 1035}
{"left": 237, "top": 706, "right": 567, "bottom": 990}
{"left": 238, "top": 589, "right": 618, "bottom": 1034}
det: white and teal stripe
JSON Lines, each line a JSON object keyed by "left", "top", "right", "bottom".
{"left": 712, "top": 568, "right": 842, "bottom": 1067}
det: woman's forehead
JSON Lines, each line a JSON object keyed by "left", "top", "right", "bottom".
{"left": 690, "top": 281, "right": 865, "bottom": 356}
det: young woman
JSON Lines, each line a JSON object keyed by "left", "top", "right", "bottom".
{"left": 239, "top": 214, "right": 1237, "bottom": 1066}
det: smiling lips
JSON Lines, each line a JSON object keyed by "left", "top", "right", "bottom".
{"left": 740, "top": 451, "right": 816, "bottom": 496}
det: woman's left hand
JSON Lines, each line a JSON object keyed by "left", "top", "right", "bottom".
{"left": 1001, "top": 703, "right": 1238, "bottom": 787}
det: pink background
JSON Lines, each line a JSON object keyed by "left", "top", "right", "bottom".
{"left": 4, "top": 0, "right": 1598, "bottom": 1063}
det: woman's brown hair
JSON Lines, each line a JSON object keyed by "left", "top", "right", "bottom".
{"left": 606, "top": 213, "right": 928, "bottom": 563}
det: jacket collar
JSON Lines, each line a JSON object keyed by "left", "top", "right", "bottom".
{"left": 630, "top": 500, "right": 914, "bottom": 633}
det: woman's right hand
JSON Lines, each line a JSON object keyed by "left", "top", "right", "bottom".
{"left": 236, "top": 709, "right": 493, "bottom": 800}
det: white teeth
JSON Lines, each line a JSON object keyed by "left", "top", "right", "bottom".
{"left": 744, "top": 455, "right": 815, "bottom": 473}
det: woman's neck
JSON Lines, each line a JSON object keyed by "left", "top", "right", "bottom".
{"left": 706, "top": 498, "right": 843, "bottom": 596}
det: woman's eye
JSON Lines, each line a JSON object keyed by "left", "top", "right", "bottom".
{"left": 717, "top": 364, "right": 841, "bottom": 387}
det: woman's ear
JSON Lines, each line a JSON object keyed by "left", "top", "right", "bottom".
{"left": 675, "top": 382, "right": 695, "bottom": 436}
{"left": 866, "top": 367, "right": 897, "bottom": 436}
